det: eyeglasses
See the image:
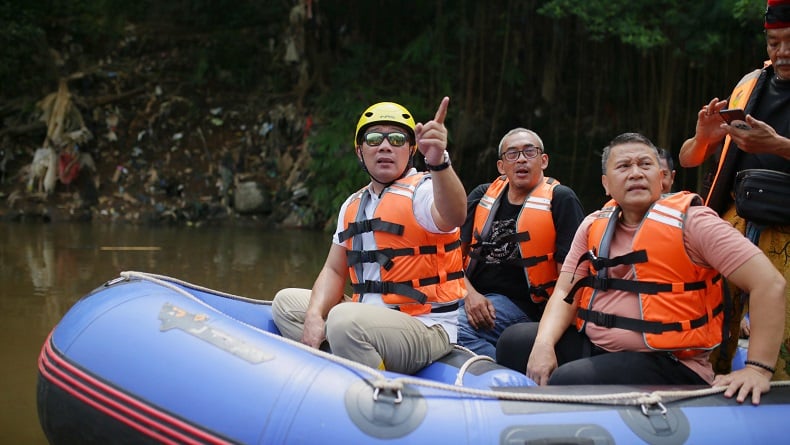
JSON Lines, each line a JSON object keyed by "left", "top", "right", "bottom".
{"left": 363, "top": 131, "right": 409, "bottom": 147}
{"left": 501, "top": 146, "right": 541, "bottom": 162}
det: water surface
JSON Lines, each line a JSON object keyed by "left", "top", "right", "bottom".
{"left": 0, "top": 222, "right": 327, "bottom": 443}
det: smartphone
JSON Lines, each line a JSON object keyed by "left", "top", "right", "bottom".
{"left": 719, "top": 108, "right": 746, "bottom": 124}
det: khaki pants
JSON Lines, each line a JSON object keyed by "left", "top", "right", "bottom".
{"left": 271, "top": 288, "right": 452, "bottom": 375}
{"left": 710, "top": 205, "right": 790, "bottom": 380}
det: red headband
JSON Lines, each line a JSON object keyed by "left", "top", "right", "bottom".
{"left": 766, "top": 0, "right": 790, "bottom": 29}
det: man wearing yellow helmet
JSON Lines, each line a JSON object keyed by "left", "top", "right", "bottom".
{"left": 272, "top": 97, "right": 469, "bottom": 374}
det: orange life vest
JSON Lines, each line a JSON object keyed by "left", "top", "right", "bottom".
{"left": 705, "top": 61, "right": 771, "bottom": 214}
{"left": 466, "top": 175, "right": 559, "bottom": 303}
{"left": 339, "top": 172, "right": 465, "bottom": 315}
{"left": 567, "top": 192, "right": 724, "bottom": 358}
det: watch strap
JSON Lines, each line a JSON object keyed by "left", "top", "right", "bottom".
{"left": 425, "top": 150, "right": 451, "bottom": 171}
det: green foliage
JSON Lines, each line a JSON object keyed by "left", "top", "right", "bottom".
{"left": 305, "top": 93, "right": 368, "bottom": 228}
{"left": 0, "top": 0, "right": 291, "bottom": 96}
{"left": 0, "top": 3, "right": 51, "bottom": 98}
{"left": 538, "top": 0, "right": 666, "bottom": 49}
{"left": 128, "top": 1, "right": 291, "bottom": 88}
{"left": 304, "top": 41, "right": 443, "bottom": 229}
{"left": 733, "top": 0, "right": 771, "bottom": 24}
{"left": 0, "top": 0, "right": 144, "bottom": 98}
{"left": 538, "top": 0, "right": 765, "bottom": 53}
{"left": 0, "top": 0, "right": 779, "bottom": 224}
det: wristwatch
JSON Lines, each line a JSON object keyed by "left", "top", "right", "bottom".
{"left": 425, "top": 150, "right": 451, "bottom": 171}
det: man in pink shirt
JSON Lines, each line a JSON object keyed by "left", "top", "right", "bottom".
{"left": 497, "top": 132, "right": 785, "bottom": 405}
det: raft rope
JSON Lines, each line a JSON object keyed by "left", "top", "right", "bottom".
{"left": 119, "top": 271, "right": 790, "bottom": 409}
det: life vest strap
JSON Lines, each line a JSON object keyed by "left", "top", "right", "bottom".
{"left": 498, "top": 230, "right": 531, "bottom": 244}
{"left": 529, "top": 280, "right": 556, "bottom": 300}
{"left": 574, "top": 249, "right": 648, "bottom": 273}
{"left": 347, "top": 250, "right": 397, "bottom": 270}
{"left": 564, "top": 274, "right": 719, "bottom": 304}
{"left": 354, "top": 280, "right": 428, "bottom": 304}
{"left": 469, "top": 229, "right": 530, "bottom": 251}
{"left": 467, "top": 247, "right": 547, "bottom": 269}
{"left": 337, "top": 218, "right": 404, "bottom": 242}
{"left": 346, "top": 240, "right": 461, "bottom": 270}
{"left": 352, "top": 271, "right": 465, "bottom": 305}
{"left": 577, "top": 304, "right": 724, "bottom": 334}
{"left": 508, "top": 253, "right": 551, "bottom": 268}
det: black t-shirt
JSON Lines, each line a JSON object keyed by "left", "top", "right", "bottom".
{"left": 730, "top": 71, "right": 790, "bottom": 187}
{"left": 461, "top": 181, "right": 585, "bottom": 320}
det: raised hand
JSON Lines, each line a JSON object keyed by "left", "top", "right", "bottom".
{"left": 415, "top": 96, "right": 450, "bottom": 165}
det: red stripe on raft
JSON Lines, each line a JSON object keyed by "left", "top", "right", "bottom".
{"left": 38, "top": 333, "right": 231, "bottom": 445}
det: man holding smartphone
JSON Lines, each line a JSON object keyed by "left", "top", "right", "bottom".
{"left": 679, "top": 0, "right": 790, "bottom": 380}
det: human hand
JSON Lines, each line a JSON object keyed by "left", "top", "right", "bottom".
{"left": 415, "top": 96, "right": 449, "bottom": 165}
{"left": 464, "top": 290, "right": 496, "bottom": 330}
{"left": 712, "top": 366, "right": 773, "bottom": 405}
{"left": 526, "top": 343, "right": 558, "bottom": 386}
{"left": 694, "top": 98, "right": 729, "bottom": 143}
{"left": 301, "top": 312, "right": 327, "bottom": 349}
{"left": 724, "top": 115, "right": 789, "bottom": 156}
{"left": 740, "top": 316, "right": 750, "bottom": 338}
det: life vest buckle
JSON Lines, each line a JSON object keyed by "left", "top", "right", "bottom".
{"left": 358, "top": 251, "right": 377, "bottom": 263}
{"left": 589, "top": 310, "right": 617, "bottom": 328}
{"left": 592, "top": 276, "right": 610, "bottom": 291}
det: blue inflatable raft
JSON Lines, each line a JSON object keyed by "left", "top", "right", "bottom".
{"left": 38, "top": 271, "right": 790, "bottom": 444}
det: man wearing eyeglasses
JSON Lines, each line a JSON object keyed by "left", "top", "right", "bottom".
{"left": 457, "top": 128, "right": 585, "bottom": 358}
{"left": 497, "top": 133, "right": 785, "bottom": 405}
{"left": 272, "top": 97, "right": 469, "bottom": 374}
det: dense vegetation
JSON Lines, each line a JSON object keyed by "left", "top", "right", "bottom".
{"left": 0, "top": 0, "right": 770, "bottom": 227}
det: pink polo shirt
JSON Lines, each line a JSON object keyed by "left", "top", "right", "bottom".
{"left": 562, "top": 204, "right": 762, "bottom": 383}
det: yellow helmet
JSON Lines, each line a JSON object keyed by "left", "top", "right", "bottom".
{"left": 354, "top": 102, "right": 416, "bottom": 147}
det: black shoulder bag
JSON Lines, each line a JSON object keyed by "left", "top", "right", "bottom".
{"left": 734, "top": 169, "right": 790, "bottom": 226}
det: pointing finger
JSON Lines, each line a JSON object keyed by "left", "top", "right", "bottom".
{"left": 433, "top": 96, "right": 449, "bottom": 125}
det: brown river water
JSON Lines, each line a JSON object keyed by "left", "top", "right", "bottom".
{"left": 0, "top": 222, "right": 327, "bottom": 443}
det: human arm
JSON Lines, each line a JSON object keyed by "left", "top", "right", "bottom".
{"left": 460, "top": 183, "right": 498, "bottom": 329}
{"left": 551, "top": 185, "right": 586, "bottom": 264}
{"left": 526, "top": 270, "right": 584, "bottom": 385}
{"left": 678, "top": 98, "right": 729, "bottom": 167}
{"left": 415, "top": 96, "right": 467, "bottom": 230}
{"left": 301, "top": 243, "right": 348, "bottom": 348}
{"left": 712, "top": 253, "right": 786, "bottom": 405}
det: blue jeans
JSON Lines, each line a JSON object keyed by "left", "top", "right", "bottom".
{"left": 458, "top": 293, "right": 532, "bottom": 358}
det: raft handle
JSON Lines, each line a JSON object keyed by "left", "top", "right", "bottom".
{"left": 373, "top": 387, "right": 403, "bottom": 404}
{"left": 640, "top": 401, "right": 667, "bottom": 416}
